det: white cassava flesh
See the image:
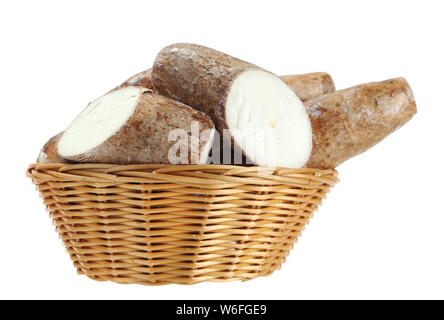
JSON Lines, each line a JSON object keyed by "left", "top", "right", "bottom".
{"left": 225, "top": 70, "right": 312, "bottom": 167}
{"left": 59, "top": 87, "right": 140, "bottom": 157}
{"left": 58, "top": 86, "right": 215, "bottom": 164}
{"left": 152, "top": 43, "right": 312, "bottom": 168}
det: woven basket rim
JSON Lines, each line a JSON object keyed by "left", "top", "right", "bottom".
{"left": 27, "top": 163, "right": 339, "bottom": 186}
{"left": 28, "top": 162, "right": 338, "bottom": 171}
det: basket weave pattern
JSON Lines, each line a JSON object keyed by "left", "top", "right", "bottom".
{"left": 27, "top": 164, "right": 338, "bottom": 285}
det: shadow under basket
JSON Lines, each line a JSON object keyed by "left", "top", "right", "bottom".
{"left": 27, "top": 163, "right": 338, "bottom": 286}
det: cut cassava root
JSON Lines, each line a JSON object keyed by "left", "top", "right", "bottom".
{"left": 58, "top": 86, "right": 215, "bottom": 164}
{"left": 304, "top": 78, "right": 417, "bottom": 169}
{"left": 152, "top": 43, "right": 312, "bottom": 168}
{"left": 119, "top": 68, "right": 335, "bottom": 102}
{"left": 43, "top": 44, "right": 414, "bottom": 170}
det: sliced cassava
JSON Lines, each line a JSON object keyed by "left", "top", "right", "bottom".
{"left": 58, "top": 86, "right": 215, "bottom": 164}
{"left": 281, "top": 72, "right": 335, "bottom": 101}
{"left": 36, "top": 132, "right": 73, "bottom": 164}
{"left": 152, "top": 43, "right": 312, "bottom": 168}
{"left": 304, "top": 78, "right": 417, "bottom": 169}
{"left": 118, "top": 68, "right": 153, "bottom": 90}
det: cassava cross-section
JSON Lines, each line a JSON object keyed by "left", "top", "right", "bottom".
{"left": 152, "top": 43, "right": 312, "bottom": 168}
{"left": 58, "top": 86, "right": 215, "bottom": 164}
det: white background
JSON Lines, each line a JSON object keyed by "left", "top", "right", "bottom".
{"left": 1, "top": 0, "right": 443, "bottom": 300}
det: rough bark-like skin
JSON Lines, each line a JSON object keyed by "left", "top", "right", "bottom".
{"left": 121, "top": 68, "right": 334, "bottom": 102}
{"left": 62, "top": 90, "right": 215, "bottom": 164}
{"left": 152, "top": 43, "right": 260, "bottom": 132}
{"left": 304, "top": 78, "right": 417, "bottom": 169}
{"left": 119, "top": 68, "right": 153, "bottom": 90}
{"left": 37, "top": 132, "right": 73, "bottom": 163}
{"left": 281, "top": 72, "right": 335, "bottom": 101}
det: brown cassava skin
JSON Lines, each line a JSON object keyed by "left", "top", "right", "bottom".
{"left": 304, "top": 78, "right": 417, "bottom": 169}
{"left": 152, "top": 43, "right": 262, "bottom": 133}
{"left": 61, "top": 89, "right": 215, "bottom": 164}
{"left": 119, "top": 68, "right": 153, "bottom": 90}
{"left": 281, "top": 72, "right": 335, "bottom": 101}
{"left": 37, "top": 132, "right": 73, "bottom": 164}
{"left": 121, "top": 67, "right": 334, "bottom": 101}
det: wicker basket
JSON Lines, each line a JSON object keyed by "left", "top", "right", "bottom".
{"left": 27, "top": 163, "right": 338, "bottom": 285}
